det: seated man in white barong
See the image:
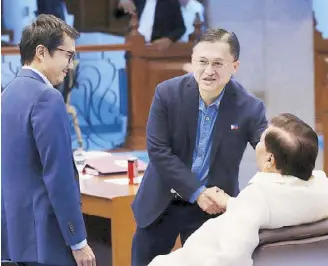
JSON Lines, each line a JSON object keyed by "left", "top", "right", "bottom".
{"left": 148, "top": 113, "right": 328, "bottom": 266}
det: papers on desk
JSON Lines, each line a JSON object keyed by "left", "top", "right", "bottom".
{"left": 83, "top": 154, "right": 147, "bottom": 175}
{"left": 79, "top": 174, "right": 93, "bottom": 180}
{"left": 104, "top": 175, "right": 143, "bottom": 185}
{"left": 84, "top": 151, "right": 112, "bottom": 159}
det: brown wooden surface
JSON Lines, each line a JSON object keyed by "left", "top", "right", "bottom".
{"left": 65, "top": 0, "right": 130, "bottom": 35}
{"left": 314, "top": 28, "right": 328, "bottom": 129}
{"left": 80, "top": 173, "right": 139, "bottom": 266}
{"left": 324, "top": 111, "right": 328, "bottom": 174}
{"left": 314, "top": 25, "right": 328, "bottom": 173}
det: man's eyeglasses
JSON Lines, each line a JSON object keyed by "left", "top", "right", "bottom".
{"left": 192, "top": 58, "right": 231, "bottom": 70}
{"left": 56, "top": 47, "right": 76, "bottom": 63}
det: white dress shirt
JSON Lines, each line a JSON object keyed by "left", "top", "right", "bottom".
{"left": 138, "top": 0, "right": 157, "bottom": 42}
{"left": 180, "top": 0, "right": 205, "bottom": 42}
{"left": 21, "top": 66, "right": 87, "bottom": 251}
{"left": 149, "top": 170, "right": 328, "bottom": 266}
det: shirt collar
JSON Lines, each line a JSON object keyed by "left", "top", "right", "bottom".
{"left": 249, "top": 171, "right": 315, "bottom": 186}
{"left": 22, "top": 66, "right": 53, "bottom": 88}
{"left": 199, "top": 87, "right": 226, "bottom": 112}
{"left": 181, "top": 0, "right": 194, "bottom": 10}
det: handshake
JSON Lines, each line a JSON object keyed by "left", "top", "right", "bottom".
{"left": 196, "top": 187, "right": 231, "bottom": 215}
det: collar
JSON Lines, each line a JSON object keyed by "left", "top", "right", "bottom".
{"left": 181, "top": 0, "right": 196, "bottom": 10}
{"left": 249, "top": 171, "right": 318, "bottom": 186}
{"left": 199, "top": 87, "right": 225, "bottom": 112}
{"left": 22, "top": 66, "right": 53, "bottom": 88}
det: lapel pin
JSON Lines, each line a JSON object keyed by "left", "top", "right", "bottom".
{"left": 231, "top": 124, "right": 239, "bottom": 130}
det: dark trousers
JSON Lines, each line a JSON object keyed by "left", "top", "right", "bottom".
{"left": 132, "top": 198, "right": 218, "bottom": 266}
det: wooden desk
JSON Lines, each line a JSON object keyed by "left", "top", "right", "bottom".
{"left": 80, "top": 174, "right": 139, "bottom": 266}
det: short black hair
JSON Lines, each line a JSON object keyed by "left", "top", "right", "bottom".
{"left": 196, "top": 28, "right": 240, "bottom": 61}
{"left": 19, "top": 14, "right": 80, "bottom": 65}
{"left": 265, "top": 113, "right": 318, "bottom": 181}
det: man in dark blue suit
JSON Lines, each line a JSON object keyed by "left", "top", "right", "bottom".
{"left": 1, "top": 15, "right": 96, "bottom": 266}
{"left": 131, "top": 28, "right": 268, "bottom": 266}
{"left": 117, "top": 0, "right": 186, "bottom": 51}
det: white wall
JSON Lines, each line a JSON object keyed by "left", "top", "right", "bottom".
{"left": 206, "top": 0, "right": 315, "bottom": 127}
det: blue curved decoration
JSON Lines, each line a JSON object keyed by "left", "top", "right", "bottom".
{"left": 1, "top": 55, "right": 21, "bottom": 90}
{"left": 69, "top": 51, "right": 128, "bottom": 151}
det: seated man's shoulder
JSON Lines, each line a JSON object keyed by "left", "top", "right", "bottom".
{"left": 312, "top": 170, "right": 328, "bottom": 187}
{"left": 313, "top": 170, "right": 327, "bottom": 179}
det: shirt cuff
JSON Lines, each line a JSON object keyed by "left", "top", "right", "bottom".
{"left": 70, "top": 239, "right": 87, "bottom": 250}
{"left": 226, "top": 196, "right": 236, "bottom": 210}
{"left": 189, "top": 185, "right": 206, "bottom": 203}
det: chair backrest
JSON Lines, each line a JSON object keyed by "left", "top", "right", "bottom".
{"left": 1, "top": 261, "right": 19, "bottom": 266}
{"left": 253, "top": 218, "right": 328, "bottom": 266}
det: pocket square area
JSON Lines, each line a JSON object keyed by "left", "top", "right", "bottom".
{"left": 231, "top": 124, "right": 239, "bottom": 130}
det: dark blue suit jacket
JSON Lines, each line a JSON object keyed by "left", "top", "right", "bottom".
{"left": 132, "top": 74, "right": 268, "bottom": 228}
{"left": 116, "top": 0, "right": 186, "bottom": 42}
{"left": 1, "top": 69, "right": 86, "bottom": 265}
{"left": 135, "top": 0, "right": 185, "bottom": 42}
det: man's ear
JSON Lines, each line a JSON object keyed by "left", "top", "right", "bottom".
{"left": 35, "top": 45, "right": 46, "bottom": 62}
{"left": 232, "top": 60, "right": 240, "bottom": 74}
{"left": 268, "top": 154, "right": 276, "bottom": 168}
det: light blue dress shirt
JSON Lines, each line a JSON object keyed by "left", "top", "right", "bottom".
{"left": 189, "top": 89, "right": 225, "bottom": 203}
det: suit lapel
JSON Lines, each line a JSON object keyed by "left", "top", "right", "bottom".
{"left": 209, "top": 80, "right": 237, "bottom": 166}
{"left": 185, "top": 75, "right": 200, "bottom": 155}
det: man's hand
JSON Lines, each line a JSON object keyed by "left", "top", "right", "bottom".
{"left": 72, "top": 244, "right": 96, "bottom": 266}
{"left": 205, "top": 187, "right": 231, "bottom": 211}
{"left": 118, "top": 0, "right": 136, "bottom": 15}
{"left": 151, "top": 38, "right": 173, "bottom": 51}
{"left": 196, "top": 187, "right": 223, "bottom": 215}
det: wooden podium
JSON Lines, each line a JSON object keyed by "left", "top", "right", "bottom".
{"left": 314, "top": 24, "right": 328, "bottom": 173}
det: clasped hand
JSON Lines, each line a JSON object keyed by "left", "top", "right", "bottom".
{"left": 196, "top": 187, "right": 230, "bottom": 215}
